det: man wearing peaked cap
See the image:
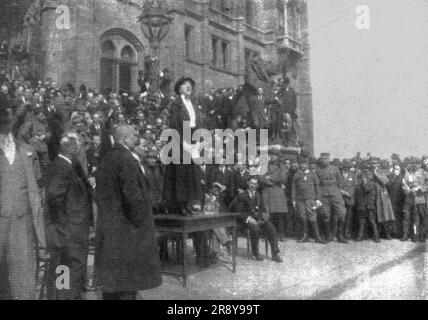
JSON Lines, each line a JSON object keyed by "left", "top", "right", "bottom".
{"left": 332, "top": 158, "right": 342, "bottom": 168}
{"left": 315, "top": 152, "right": 348, "bottom": 244}
{"left": 291, "top": 155, "right": 326, "bottom": 244}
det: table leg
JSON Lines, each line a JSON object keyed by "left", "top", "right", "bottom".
{"left": 232, "top": 226, "right": 237, "bottom": 273}
{"left": 182, "top": 233, "right": 187, "bottom": 287}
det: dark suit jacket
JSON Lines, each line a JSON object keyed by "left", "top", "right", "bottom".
{"left": 201, "top": 95, "right": 222, "bottom": 129}
{"left": 44, "top": 108, "right": 64, "bottom": 160}
{"left": 230, "top": 170, "right": 251, "bottom": 200}
{"left": 94, "top": 144, "right": 162, "bottom": 292}
{"left": 143, "top": 163, "right": 164, "bottom": 207}
{"left": 250, "top": 95, "right": 272, "bottom": 129}
{"left": 233, "top": 190, "right": 267, "bottom": 222}
{"left": 43, "top": 156, "right": 92, "bottom": 250}
{"left": 160, "top": 74, "right": 172, "bottom": 97}
{"left": 169, "top": 96, "right": 204, "bottom": 135}
{"left": 89, "top": 122, "right": 105, "bottom": 138}
{"left": 281, "top": 87, "right": 297, "bottom": 118}
{"left": 86, "top": 146, "right": 101, "bottom": 175}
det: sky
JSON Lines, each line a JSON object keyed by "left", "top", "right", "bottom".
{"left": 307, "top": 0, "right": 428, "bottom": 159}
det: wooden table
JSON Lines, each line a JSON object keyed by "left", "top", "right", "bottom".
{"left": 154, "top": 212, "right": 239, "bottom": 287}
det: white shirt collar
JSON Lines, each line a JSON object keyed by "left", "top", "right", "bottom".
{"left": 58, "top": 154, "right": 72, "bottom": 165}
{"left": 181, "top": 95, "right": 196, "bottom": 128}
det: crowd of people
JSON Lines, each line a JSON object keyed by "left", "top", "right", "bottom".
{"left": 0, "top": 69, "right": 427, "bottom": 300}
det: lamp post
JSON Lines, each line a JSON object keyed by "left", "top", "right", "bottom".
{"left": 139, "top": 0, "right": 172, "bottom": 95}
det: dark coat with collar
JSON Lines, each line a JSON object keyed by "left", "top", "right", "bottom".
{"left": 233, "top": 189, "right": 267, "bottom": 223}
{"left": 44, "top": 156, "right": 92, "bottom": 220}
{"left": 94, "top": 144, "right": 162, "bottom": 292}
{"left": 168, "top": 96, "right": 204, "bottom": 136}
{"left": 200, "top": 94, "right": 222, "bottom": 130}
{"left": 43, "top": 156, "right": 93, "bottom": 299}
{"left": 249, "top": 95, "right": 273, "bottom": 129}
{"left": 163, "top": 97, "right": 205, "bottom": 209}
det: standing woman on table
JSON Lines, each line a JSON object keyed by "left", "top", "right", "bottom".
{"left": 162, "top": 76, "right": 205, "bottom": 215}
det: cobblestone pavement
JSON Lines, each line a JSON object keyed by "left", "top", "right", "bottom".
{"left": 83, "top": 238, "right": 427, "bottom": 300}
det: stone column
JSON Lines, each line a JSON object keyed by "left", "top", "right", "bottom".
{"left": 166, "top": 0, "right": 185, "bottom": 85}
{"left": 236, "top": 17, "right": 246, "bottom": 86}
{"left": 295, "top": 1, "right": 313, "bottom": 156}
{"left": 74, "top": 0, "right": 97, "bottom": 90}
{"left": 282, "top": 0, "right": 290, "bottom": 47}
{"left": 200, "top": 0, "right": 210, "bottom": 92}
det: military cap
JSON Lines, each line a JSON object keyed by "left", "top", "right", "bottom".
{"left": 380, "top": 159, "right": 390, "bottom": 169}
{"left": 391, "top": 153, "right": 400, "bottom": 160}
{"left": 299, "top": 156, "right": 309, "bottom": 164}
{"left": 309, "top": 156, "right": 317, "bottom": 164}
{"left": 300, "top": 150, "right": 310, "bottom": 158}
{"left": 332, "top": 158, "right": 342, "bottom": 167}
{"left": 342, "top": 159, "right": 353, "bottom": 168}
{"left": 369, "top": 157, "right": 381, "bottom": 164}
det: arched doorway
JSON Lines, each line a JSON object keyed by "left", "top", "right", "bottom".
{"left": 100, "top": 40, "right": 116, "bottom": 94}
{"left": 119, "top": 46, "right": 135, "bottom": 93}
{"left": 99, "top": 29, "right": 144, "bottom": 94}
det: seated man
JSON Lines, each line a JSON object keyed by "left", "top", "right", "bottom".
{"left": 233, "top": 177, "right": 283, "bottom": 263}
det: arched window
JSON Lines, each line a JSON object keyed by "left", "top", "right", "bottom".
{"left": 99, "top": 29, "right": 143, "bottom": 94}
{"left": 119, "top": 46, "right": 136, "bottom": 93}
{"left": 121, "top": 46, "right": 135, "bottom": 63}
{"left": 100, "top": 40, "right": 117, "bottom": 94}
{"left": 101, "top": 40, "right": 116, "bottom": 59}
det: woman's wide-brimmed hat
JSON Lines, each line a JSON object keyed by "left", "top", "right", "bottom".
{"left": 174, "top": 76, "right": 195, "bottom": 96}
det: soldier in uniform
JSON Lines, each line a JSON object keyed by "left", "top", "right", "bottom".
{"left": 341, "top": 159, "right": 359, "bottom": 240}
{"left": 291, "top": 157, "right": 326, "bottom": 244}
{"left": 402, "top": 161, "right": 428, "bottom": 242}
{"left": 316, "top": 153, "right": 348, "bottom": 243}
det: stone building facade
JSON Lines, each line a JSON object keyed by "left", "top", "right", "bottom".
{"left": 1, "top": 0, "right": 314, "bottom": 154}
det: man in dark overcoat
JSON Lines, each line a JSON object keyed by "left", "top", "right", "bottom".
{"left": 44, "top": 132, "right": 92, "bottom": 300}
{"left": 94, "top": 124, "right": 162, "bottom": 300}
